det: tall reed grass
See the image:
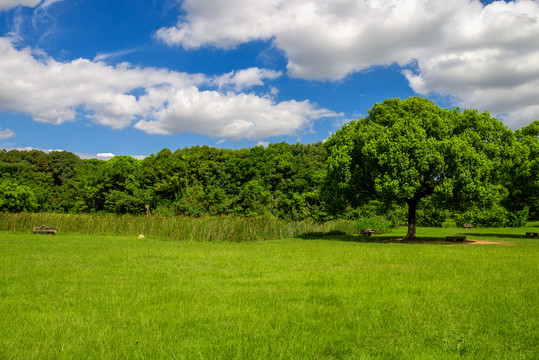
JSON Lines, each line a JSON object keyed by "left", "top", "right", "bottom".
{"left": 0, "top": 212, "right": 358, "bottom": 242}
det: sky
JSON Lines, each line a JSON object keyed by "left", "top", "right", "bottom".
{"left": 0, "top": 0, "right": 538, "bottom": 159}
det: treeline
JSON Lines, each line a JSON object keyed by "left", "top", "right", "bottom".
{"left": 1, "top": 119, "right": 537, "bottom": 226}
{"left": 0, "top": 143, "right": 330, "bottom": 221}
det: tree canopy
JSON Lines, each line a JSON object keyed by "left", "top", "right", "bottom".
{"left": 0, "top": 143, "right": 328, "bottom": 221}
{"left": 323, "top": 97, "right": 517, "bottom": 238}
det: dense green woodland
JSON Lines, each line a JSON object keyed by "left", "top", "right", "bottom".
{"left": 1, "top": 99, "right": 538, "bottom": 227}
{"left": 0, "top": 143, "right": 330, "bottom": 221}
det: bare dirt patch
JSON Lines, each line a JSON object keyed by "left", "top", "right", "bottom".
{"left": 467, "top": 239, "right": 514, "bottom": 245}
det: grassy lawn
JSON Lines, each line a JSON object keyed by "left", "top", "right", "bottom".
{"left": 1, "top": 226, "right": 538, "bottom": 359}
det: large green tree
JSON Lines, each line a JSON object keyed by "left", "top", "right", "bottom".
{"left": 323, "top": 97, "right": 515, "bottom": 239}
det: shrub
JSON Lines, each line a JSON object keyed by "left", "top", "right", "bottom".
{"left": 454, "top": 205, "right": 528, "bottom": 228}
{"left": 0, "top": 180, "right": 38, "bottom": 212}
{"left": 356, "top": 217, "right": 392, "bottom": 234}
{"left": 506, "top": 207, "right": 529, "bottom": 227}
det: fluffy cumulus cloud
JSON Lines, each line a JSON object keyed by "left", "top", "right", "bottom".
{"left": 134, "top": 90, "right": 336, "bottom": 139}
{"left": 157, "top": 0, "right": 539, "bottom": 128}
{"left": 0, "top": 0, "right": 60, "bottom": 11}
{"left": 96, "top": 153, "right": 115, "bottom": 160}
{"left": 213, "top": 67, "right": 282, "bottom": 91}
{"left": 0, "top": 0, "right": 41, "bottom": 11}
{"left": 0, "top": 36, "right": 338, "bottom": 140}
{"left": 0, "top": 127, "right": 15, "bottom": 139}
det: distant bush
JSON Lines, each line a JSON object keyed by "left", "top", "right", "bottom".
{"left": 417, "top": 203, "right": 448, "bottom": 227}
{"left": 441, "top": 219, "right": 457, "bottom": 228}
{"left": 506, "top": 207, "right": 529, "bottom": 227}
{"left": 454, "top": 205, "right": 528, "bottom": 228}
{"left": 0, "top": 180, "right": 37, "bottom": 213}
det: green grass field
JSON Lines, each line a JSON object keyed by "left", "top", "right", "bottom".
{"left": 1, "top": 225, "right": 538, "bottom": 359}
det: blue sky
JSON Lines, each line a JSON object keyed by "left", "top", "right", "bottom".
{"left": 0, "top": 0, "right": 538, "bottom": 159}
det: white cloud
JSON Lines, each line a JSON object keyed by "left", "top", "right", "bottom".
{"left": 38, "top": 0, "right": 61, "bottom": 8}
{"left": 155, "top": 0, "right": 462, "bottom": 78}
{"left": 77, "top": 152, "right": 145, "bottom": 160}
{"left": 0, "top": 127, "right": 15, "bottom": 139}
{"left": 213, "top": 67, "right": 281, "bottom": 91}
{"left": 0, "top": 37, "right": 202, "bottom": 128}
{"left": 157, "top": 0, "right": 539, "bottom": 129}
{"left": 96, "top": 153, "right": 115, "bottom": 160}
{"left": 256, "top": 141, "right": 269, "bottom": 148}
{"left": 0, "top": 36, "right": 339, "bottom": 140}
{"left": 0, "top": 0, "right": 41, "bottom": 11}
{"left": 134, "top": 88, "right": 338, "bottom": 140}
{"left": 93, "top": 47, "right": 142, "bottom": 62}
{"left": 0, "top": 0, "right": 61, "bottom": 11}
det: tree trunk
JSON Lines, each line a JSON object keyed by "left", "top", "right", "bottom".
{"left": 405, "top": 199, "right": 418, "bottom": 239}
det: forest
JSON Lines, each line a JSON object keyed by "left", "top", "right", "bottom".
{"left": 0, "top": 143, "right": 330, "bottom": 220}
{"left": 1, "top": 100, "right": 537, "bottom": 228}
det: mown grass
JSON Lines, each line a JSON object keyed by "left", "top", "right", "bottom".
{"left": 0, "top": 212, "right": 359, "bottom": 242}
{"left": 1, "top": 225, "right": 537, "bottom": 359}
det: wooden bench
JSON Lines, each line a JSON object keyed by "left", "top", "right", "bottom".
{"left": 33, "top": 225, "right": 57, "bottom": 234}
{"left": 360, "top": 228, "right": 374, "bottom": 237}
{"left": 446, "top": 236, "right": 466, "bottom": 242}
{"left": 463, "top": 224, "right": 474, "bottom": 229}
{"left": 526, "top": 232, "right": 538, "bottom": 238}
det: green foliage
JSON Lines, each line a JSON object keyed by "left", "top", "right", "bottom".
{"left": 0, "top": 179, "right": 37, "bottom": 212}
{"left": 356, "top": 217, "right": 392, "bottom": 233}
{"left": 47, "top": 150, "right": 81, "bottom": 186}
{"left": 454, "top": 205, "right": 529, "bottom": 228}
{"left": 506, "top": 121, "right": 539, "bottom": 220}
{"left": 323, "top": 97, "right": 520, "bottom": 236}
{"left": 0, "top": 143, "right": 329, "bottom": 221}
{"left": 416, "top": 198, "right": 449, "bottom": 227}
{"left": 238, "top": 179, "right": 272, "bottom": 216}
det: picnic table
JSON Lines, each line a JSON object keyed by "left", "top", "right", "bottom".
{"left": 463, "top": 224, "right": 474, "bottom": 229}
{"left": 360, "top": 228, "right": 375, "bottom": 237}
{"left": 33, "top": 225, "right": 57, "bottom": 234}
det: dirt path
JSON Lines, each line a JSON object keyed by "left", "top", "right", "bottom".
{"left": 467, "top": 239, "right": 514, "bottom": 245}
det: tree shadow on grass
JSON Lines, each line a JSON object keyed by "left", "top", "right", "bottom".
{"left": 463, "top": 232, "right": 533, "bottom": 239}
{"left": 298, "top": 231, "right": 469, "bottom": 245}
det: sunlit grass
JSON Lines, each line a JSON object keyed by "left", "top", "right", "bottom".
{"left": 1, "top": 227, "right": 537, "bottom": 359}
